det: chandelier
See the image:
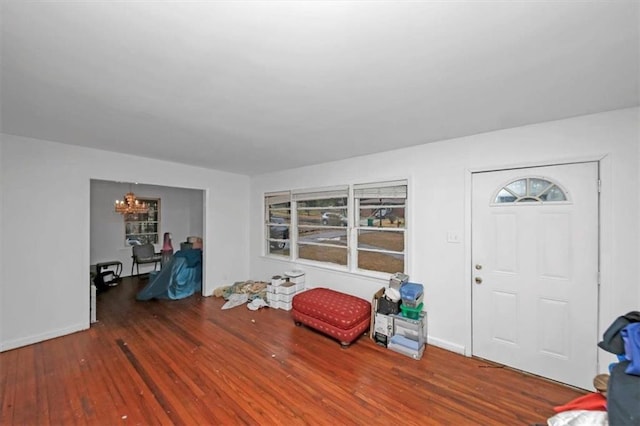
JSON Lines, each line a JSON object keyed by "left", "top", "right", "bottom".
{"left": 114, "top": 192, "right": 149, "bottom": 214}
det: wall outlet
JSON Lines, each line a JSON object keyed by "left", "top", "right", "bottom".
{"left": 447, "top": 231, "right": 461, "bottom": 243}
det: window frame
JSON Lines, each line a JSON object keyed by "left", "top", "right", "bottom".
{"left": 263, "top": 181, "right": 408, "bottom": 277}
{"left": 491, "top": 176, "right": 570, "bottom": 205}
{"left": 265, "top": 192, "right": 291, "bottom": 257}
{"left": 293, "top": 186, "right": 350, "bottom": 267}
{"left": 353, "top": 181, "right": 407, "bottom": 275}
{"left": 123, "top": 197, "right": 160, "bottom": 247}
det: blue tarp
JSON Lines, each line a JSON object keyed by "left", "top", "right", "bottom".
{"left": 136, "top": 249, "right": 202, "bottom": 301}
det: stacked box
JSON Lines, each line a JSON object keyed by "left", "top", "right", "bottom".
{"left": 388, "top": 312, "right": 427, "bottom": 359}
{"left": 394, "top": 312, "right": 427, "bottom": 347}
{"left": 400, "top": 303, "right": 424, "bottom": 319}
{"left": 378, "top": 296, "right": 401, "bottom": 315}
{"left": 267, "top": 281, "right": 305, "bottom": 311}
{"left": 388, "top": 337, "right": 425, "bottom": 360}
{"left": 285, "top": 270, "right": 305, "bottom": 284}
{"left": 271, "top": 275, "right": 286, "bottom": 286}
{"left": 389, "top": 272, "right": 409, "bottom": 290}
{"left": 400, "top": 282, "right": 424, "bottom": 307}
{"left": 374, "top": 313, "right": 394, "bottom": 347}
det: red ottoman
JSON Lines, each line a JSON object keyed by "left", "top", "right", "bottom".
{"left": 291, "top": 288, "right": 371, "bottom": 348}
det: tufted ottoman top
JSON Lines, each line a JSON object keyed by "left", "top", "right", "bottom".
{"left": 292, "top": 288, "right": 371, "bottom": 330}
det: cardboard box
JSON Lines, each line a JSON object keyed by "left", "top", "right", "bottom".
{"left": 370, "top": 287, "right": 386, "bottom": 342}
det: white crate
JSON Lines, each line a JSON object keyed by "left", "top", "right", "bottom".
{"left": 288, "top": 275, "right": 305, "bottom": 284}
{"left": 276, "top": 300, "right": 293, "bottom": 311}
{"left": 271, "top": 275, "right": 286, "bottom": 286}
{"left": 277, "top": 282, "right": 297, "bottom": 294}
{"left": 266, "top": 292, "right": 281, "bottom": 303}
{"left": 280, "top": 292, "right": 296, "bottom": 303}
{"left": 285, "top": 270, "right": 305, "bottom": 284}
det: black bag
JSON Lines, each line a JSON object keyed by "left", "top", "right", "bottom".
{"left": 377, "top": 296, "right": 401, "bottom": 315}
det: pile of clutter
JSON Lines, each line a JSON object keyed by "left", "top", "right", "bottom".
{"left": 547, "top": 311, "right": 640, "bottom": 426}
{"left": 266, "top": 270, "right": 306, "bottom": 310}
{"left": 373, "top": 273, "right": 428, "bottom": 360}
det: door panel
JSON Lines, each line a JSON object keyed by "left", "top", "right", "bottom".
{"left": 472, "top": 162, "right": 598, "bottom": 389}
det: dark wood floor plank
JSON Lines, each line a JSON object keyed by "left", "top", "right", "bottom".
{"left": 1, "top": 276, "right": 586, "bottom": 425}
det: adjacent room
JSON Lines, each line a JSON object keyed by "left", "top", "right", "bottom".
{"left": 1, "top": 1, "right": 639, "bottom": 424}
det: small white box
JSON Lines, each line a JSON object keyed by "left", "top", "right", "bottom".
{"left": 374, "top": 313, "right": 394, "bottom": 337}
{"left": 278, "top": 282, "right": 298, "bottom": 295}
{"left": 281, "top": 293, "right": 295, "bottom": 303}
{"left": 285, "top": 270, "right": 305, "bottom": 284}
{"left": 288, "top": 275, "right": 305, "bottom": 284}
{"left": 271, "top": 275, "right": 286, "bottom": 286}
{"left": 266, "top": 292, "right": 281, "bottom": 303}
{"left": 276, "top": 300, "right": 293, "bottom": 311}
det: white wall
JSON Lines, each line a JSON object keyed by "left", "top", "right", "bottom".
{"left": 0, "top": 135, "right": 250, "bottom": 351}
{"left": 90, "top": 180, "right": 204, "bottom": 276}
{"left": 250, "top": 107, "right": 640, "bottom": 357}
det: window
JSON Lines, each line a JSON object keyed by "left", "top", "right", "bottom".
{"left": 124, "top": 198, "right": 160, "bottom": 246}
{"left": 294, "top": 187, "right": 349, "bottom": 266}
{"left": 354, "top": 182, "right": 407, "bottom": 274}
{"left": 494, "top": 177, "right": 567, "bottom": 204}
{"left": 265, "top": 193, "right": 291, "bottom": 256}
{"left": 264, "top": 181, "right": 407, "bottom": 275}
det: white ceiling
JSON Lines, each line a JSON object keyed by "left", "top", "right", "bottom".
{"left": 1, "top": 1, "right": 638, "bottom": 175}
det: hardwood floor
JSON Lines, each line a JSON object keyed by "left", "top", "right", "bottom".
{"left": 1, "top": 277, "right": 585, "bottom": 425}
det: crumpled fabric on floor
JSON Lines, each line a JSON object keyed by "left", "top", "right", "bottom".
{"left": 547, "top": 410, "right": 608, "bottom": 426}
{"left": 247, "top": 298, "right": 269, "bottom": 311}
{"left": 221, "top": 293, "right": 248, "bottom": 310}
{"left": 553, "top": 393, "right": 607, "bottom": 413}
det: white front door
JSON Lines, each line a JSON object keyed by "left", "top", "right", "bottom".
{"left": 471, "top": 162, "right": 599, "bottom": 390}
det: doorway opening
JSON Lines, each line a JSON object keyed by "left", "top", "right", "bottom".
{"left": 90, "top": 179, "right": 205, "bottom": 322}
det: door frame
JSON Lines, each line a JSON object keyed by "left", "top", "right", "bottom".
{"left": 463, "top": 155, "right": 611, "bottom": 374}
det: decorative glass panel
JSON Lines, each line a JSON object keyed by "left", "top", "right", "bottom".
{"left": 506, "top": 179, "right": 527, "bottom": 197}
{"left": 529, "top": 178, "right": 551, "bottom": 197}
{"left": 496, "top": 189, "right": 517, "bottom": 203}
{"left": 494, "top": 178, "right": 567, "bottom": 204}
{"left": 540, "top": 185, "right": 567, "bottom": 202}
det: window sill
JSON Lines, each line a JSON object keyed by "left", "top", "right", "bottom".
{"left": 260, "top": 254, "right": 391, "bottom": 283}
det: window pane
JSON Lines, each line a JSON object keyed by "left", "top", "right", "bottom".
{"left": 505, "top": 179, "right": 526, "bottom": 196}
{"left": 268, "top": 241, "right": 289, "bottom": 256}
{"left": 358, "top": 251, "right": 404, "bottom": 274}
{"left": 298, "top": 228, "right": 347, "bottom": 246}
{"left": 540, "top": 185, "right": 567, "bottom": 201}
{"left": 299, "top": 244, "right": 347, "bottom": 265}
{"left": 529, "top": 178, "right": 551, "bottom": 197}
{"left": 297, "top": 197, "right": 347, "bottom": 208}
{"left": 123, "top": 198, "right": 159, "bottom": 246}
{"left": 358, "top": 199, "right": 405, "bottom": 228}
{"left": 298, "top": 208, "right": 347, "bottom": 226}
{"left": 495, "top": 189, "right": 517, "bottom": 203}
{"left": 357, "top": 230, "right": 404, "bottom": 252}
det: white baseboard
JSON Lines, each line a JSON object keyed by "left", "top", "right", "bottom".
{"left": 0, "top": 322, "right": 88, "bottom": 352}
{"left": 427, "top": 336, "right": 466, "bottom": 355}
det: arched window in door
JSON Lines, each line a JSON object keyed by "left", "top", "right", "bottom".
{"left": 493, "top": 177, "right": 568, "bottom": 204}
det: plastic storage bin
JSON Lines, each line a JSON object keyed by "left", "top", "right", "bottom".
{"left": 402, "top": 293, "right": 424, "bottom": 308}
{"left": 400, "top": 282, "right": 423, "bottom": 300}
{"left": 400, "top": 302, "right": 423, "bottom": 319}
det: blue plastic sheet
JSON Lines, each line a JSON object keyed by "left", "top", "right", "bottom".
{"left": 136, "top": 249, "right": 202, "bottom": 301}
